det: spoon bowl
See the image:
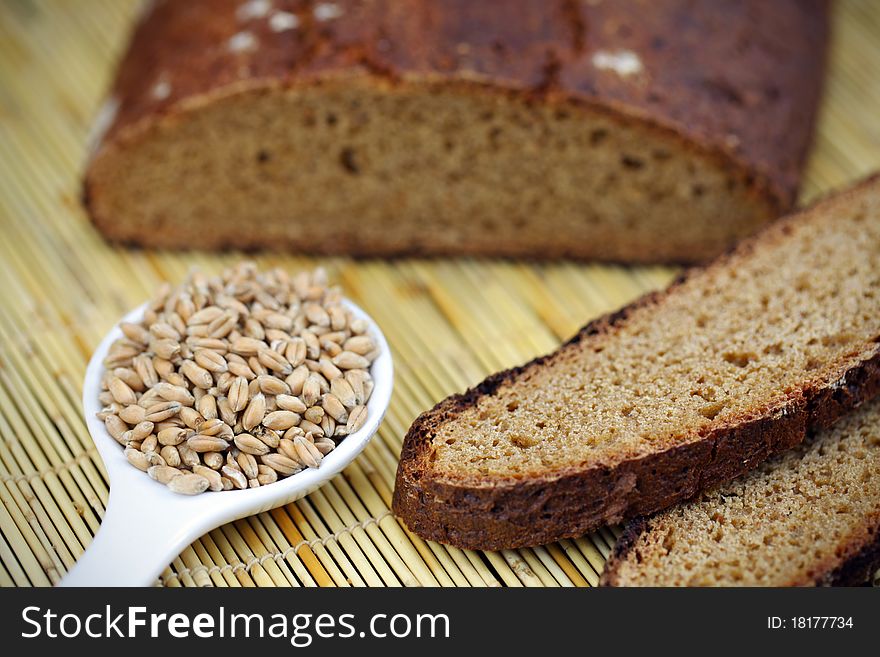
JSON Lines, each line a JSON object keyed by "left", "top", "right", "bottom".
{"left": 60, "top": 298, "right": 393, "bottom": 586}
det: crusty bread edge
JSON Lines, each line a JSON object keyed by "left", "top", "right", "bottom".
{"left": 82, "top": 73, "right": 785, "bottom": 264}
{"left": 596, "top": 517, "right": 649, "bottom": 587}
{"left": 392, "top": 173, "right": 880, "bottom": 551}
{"left": 824, "top": 525, "right": 880, "bottom": 586}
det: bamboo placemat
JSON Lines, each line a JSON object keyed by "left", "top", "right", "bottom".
{"left": 0, "top": 0, "right": 878, "bottom": 588}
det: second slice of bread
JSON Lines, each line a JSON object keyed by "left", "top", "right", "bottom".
{"left": 600, "top": 397, "right": 880, "bottom": 586}
{"left": 393, "top": 175, "right": 880, "bottom": 550}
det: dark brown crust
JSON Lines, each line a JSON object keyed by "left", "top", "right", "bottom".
{"left": 597, "top": 518, "right": 649, "bottom": 587}
{"left": 392, "top": 174, "right": 880, "bottom": 552}
{"left": 825, "top": 530, "right": 880, "bottom": 586}
{"left": 84, "top": 0, "right": 828, "bottom": 260}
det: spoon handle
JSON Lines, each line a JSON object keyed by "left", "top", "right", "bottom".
{"left": 59, "top": 488, "right": 195, "bottom": 587}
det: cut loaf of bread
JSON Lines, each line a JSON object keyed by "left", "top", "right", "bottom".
{"left": 601, "top": 398, "right": 880, "bottom": 587}
{"left": 84, "top": 0, "right": 827, "bottom": 263}
{"left": 393, "top": 174, "right": 880, "bottom": 550}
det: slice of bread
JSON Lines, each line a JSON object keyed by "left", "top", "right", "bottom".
{"left": 601, "top": 398, "right": 880, "bottom": 586}
{"left": 393, "top": 174, "right": 880, "bottom": 550}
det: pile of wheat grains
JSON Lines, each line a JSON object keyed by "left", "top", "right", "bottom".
{"left": 95, "top": 262, "right": 378, "bottom": 495}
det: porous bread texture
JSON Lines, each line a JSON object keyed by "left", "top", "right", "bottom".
{"left": 392, "top": 175, "right": 880, "bottom": 550}
{"left": 601, "top": 398, "right": 880, "bottom": 587}
{"left": 86, "top": 79, "right": 771, "bottom": 263}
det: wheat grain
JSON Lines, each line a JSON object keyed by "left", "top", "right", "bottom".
{"left": 254, "top": 426, "right": 281, "bottom": 449}
{"left": 121, "top": 322, "right": 150, "bottom": 345}
{"left": 177, "top": 444, "right": 201, "bottom": 468}
{"left": 130, "top": 421, "right": 155, "bottom": 441}
{"left": 96, "top": 264, "right": 378, "bottom": 494}
{"left": 332, "top": 351, "right": 370, "bottom": 370}
{"left": 150, "top": 338, "right": 180, "bottom": 361}
{"left": 256, "top": 373, "right": 289, "bottom": 396}
{"left": 188, "top": 306, "right": 224, "bottom": 326}
{"left": 321, "top": 339, "right": 342, "bottom": 357}
{"left": 167, "top": 473, "right": 210, "bottom": 495}
{"left": 113, "top": 367, "right": 145, "bottom": 392}
{"left": 298, "top": 419, "right": 323, "bottom": 437}
{"left": 343, "top": 335, "right": 374, "bottom": 355}
{"left": 243, "top": 392, "right": 266, "bottom": 431}
{"left": 194, "top": 348, "right": 228, "bottom": 373}
{"left": 208, "top": 313, "right": 237, "bottom": 339}
{"left": 181, "top": 359, "right": 213, "bottom": 389}
{"left": 187, "top": 435, "right": 229, "bottom": 453}
{"left": 140, "top": 435, "right": 159, "bottom": 454}
{"left": 304, "top": 406, "right": 324, "bottom": 425}
{"left": 156, "top": 427, "right": 186, "bottom": 447}
{"left": 257, "top": 464, "right": 278, "bottom": 485}
{"left": 262, "top": 410, "right": 300, "bottom": 430}
{"left": 313, "top": 437, "right": 336, "bottom": 456}
{"left": 260, "top": 453, "right": 302, "bottom": 476}
{"left": 150, "top": 322, "right": 180, "bottom": 341}
{"left": 160, "top": 445, "right": 182, "bottom": 468}
{"left": 153, "top": 382, "right": 195, "bottom": 405}
{"left": 293, "top": 436, "right": 322, "bottom": 469}
{"left": 276, "top": 394, "right": 307, "bottom": 414}
{"left": 148, "top": 465, "right": 183, "bottom": 484}
{"left": 109, "top": 377, "right": 137, "bottom": 405}
{"left": 203, "top": 451, "right": 224, "bottom": 470}
{"left": 179, "top": 406, "right": 204, "bottom": 430}
{"left": 346, "top": 405, "right": 368, "bottom": 434}
{"left": 197, "top": 418, "right": 226, "bottom": 437}
{"left": 285, "top": 338, "right": 307, "bottom": 367}
{"left": 119, "top": 404, "right": 147, "bottom": 424}
{"left": 234, "top": 433, "right": 270, "bottom": 456}
{"left": 217, "top": 396, "right": 238, "bottom": 427}
{"left": 104, "top": 415, "right": 128, "bottom": 443}
{"left": 145, "top": 401, "right": 182, "bottom": 422}
{"left": 321, "top": 393, "right": 348, "bottom": 423}
{"left": 283, "top": 365, "right": 306, "bottom": 396}
{"left": 186, "top": 337, "right": 228, "bottom": 353}
{"left": 124, "top": 448, "right": 150, "bottom": 472}
{"left": 192, "top": 464, "right": 224, "bottom": 491}
{"left": 221, "top": 465, "right": 248, "bottom": 490}
{"left": 196, "top": 393, "right": 218, "bottom": 420}
{"left": 236, "top": 451, "right": 259, "bottom": 479}
{"left": 318, "top": 358, "right": 343, "bottom": 381}
{"left": 230, "top": 336, "right": 266, "bottom": 356}
{"left": 330, "top": 378, "right": 357, "bottom": 409}
{"left": 301, "top": 374, "right": 323, "bottom": 407}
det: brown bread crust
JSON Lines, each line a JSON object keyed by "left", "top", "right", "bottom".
{"left": 392, "top": 175, "right": 880, "bottom": 551}
{"left": 597, "top": 518, "right": 648, "bottom": 588}
{"left": 824, "top": 532, "right": 880, "bottom": 586}
{"left": 84, "top": 0, "right": 828, "bottom": 257}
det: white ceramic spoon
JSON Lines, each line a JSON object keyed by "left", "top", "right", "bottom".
{"left": 60, "top": 299, "right": 393, "bottom": 587}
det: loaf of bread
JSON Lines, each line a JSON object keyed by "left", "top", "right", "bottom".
{"left": 392, "top": 174, "right": 880, "bottom": 550}
{"left": 601, "top": 398, "right": 880, "bottom": 586}
{"left": 84, "top": 0, "right": 827, "bottom": 263}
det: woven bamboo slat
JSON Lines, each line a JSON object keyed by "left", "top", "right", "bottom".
{"left": 0, "top": 0, "right": 878, "bottom": 587}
